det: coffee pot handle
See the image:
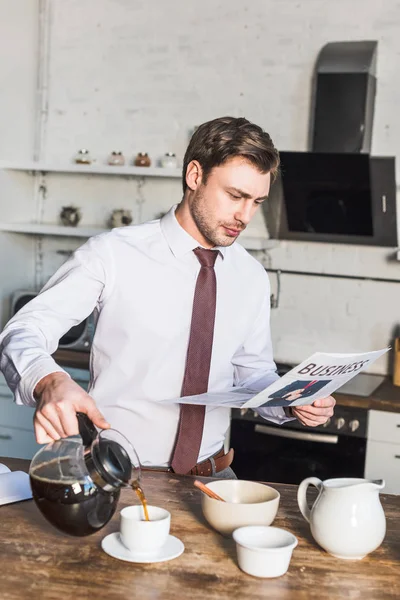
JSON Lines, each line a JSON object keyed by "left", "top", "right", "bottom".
{"left": 297, "top": 477, "right": 323, "bottom": 522}
{"left": 76, "top": 412, "right": 98, "bottom": 447}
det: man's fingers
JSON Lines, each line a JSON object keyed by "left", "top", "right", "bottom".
{"left": 291, "top": 396, "right": 336, "bottom": 428}
{"left": 313, "top": 396, "right": 336, "bottom": 408}
{"left": 293, "top": 411, "right": 327, "bottom": 425}
{"left": 295, "top": 406, "right": 333, "bottom": 419}
{"left": 35, "top": 412, "right": 61, "bottom": 441}
{"left": 294, "top": 413, "right": 328, "bottom": 427}
{"left": 40, "top": 404, "right": 68, "bottom": 438}
{"left": 56, "top": 405, "right": 80, "bottom": 437}
{"left": 34, "top": 420, "right": 53, "bottom": 444}
{"left": 83, "top": 403, "right": 110, "bottom": 431}
{"left": 294, "top": 402, "right": 335, "bottom": 417}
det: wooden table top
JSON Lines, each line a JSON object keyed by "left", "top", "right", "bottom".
{"left": 1, "top": 458, "right": 399, "bottom": 600}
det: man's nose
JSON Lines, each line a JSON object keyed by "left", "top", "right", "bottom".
{"left": 235, "top": 201, "right": 254, "bottom": 225}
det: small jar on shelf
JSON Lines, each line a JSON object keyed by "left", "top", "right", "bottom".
{"left": 74, "top": 149, "right": 92, "bottom": 164}
{"left": 60, "top": 205, "right": 82, "bottom": 227}
{"left": 133, "top": 152, "right": 151, "bottom": 167}
{"left": 109, "top": 209, "right": 133, "bottom": 228}
{"left": 107, "top": 151, "right": 125, "bottom": 166}
{"left": 160, "top": 152, "right": 178, "bottom": 169}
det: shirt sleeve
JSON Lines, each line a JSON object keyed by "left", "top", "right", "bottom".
{"left": 0, "top": 234, "right": 111, "bottom": 407}
{"left": 232, "top": 269, "right": 295, "bottom": 425}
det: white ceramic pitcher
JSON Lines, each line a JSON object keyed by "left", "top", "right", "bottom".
{"left": 297, "top": 477, "right": 386, "bottom": 559}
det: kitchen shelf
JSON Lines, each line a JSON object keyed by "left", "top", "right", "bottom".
{"left": 0, "top": 222, "right": 278, "bottom": 250}
{"left": 0, "top": 223, "right": 107, "bottom": 237}
{"left": 0, "top": 162, "right": 279, "bottom": 251}
{"left": 0, "top": 160, "right": 182, "bottom": 178}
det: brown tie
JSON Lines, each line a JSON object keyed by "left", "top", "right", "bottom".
{"left": 171, "top": 247, "right": 219, "bottom": 475}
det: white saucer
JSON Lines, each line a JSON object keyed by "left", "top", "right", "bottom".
{"left": 101, "top": 532, "right": 185, "bottom": 564}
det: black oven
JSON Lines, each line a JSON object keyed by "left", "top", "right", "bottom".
{"left": 230, "top": 402, "right": 368, "bottom": 485}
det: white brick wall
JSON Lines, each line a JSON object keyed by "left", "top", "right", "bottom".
{"left": 1, "top": 0, "right": 400, "bottom": 373}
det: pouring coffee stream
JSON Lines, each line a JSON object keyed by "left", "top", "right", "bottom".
{"left": 78, "top": 413, "right": 150, "bottom": 521}
{"left": 29, "top": 413, "right": 149, "bottom": 536}
{"left": 132, "top": 480, "right": 150, "bottom": 522}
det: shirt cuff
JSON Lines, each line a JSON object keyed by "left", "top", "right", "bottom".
{"left": 16, "top": 359, "right": 70, "bottom": 407}
{"left": 255, "top": 405, "right": 297, "bottom": 425}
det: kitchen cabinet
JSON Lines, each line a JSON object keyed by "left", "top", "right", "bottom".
{"left": 0, "top": 367, "right": 90, "bottom": 460}
{"left": 0, "top": 424, "right": 40, "bottom": 459}
{"left": 0, "top": 379, "right": 40, "bottom": 459}
{"left": 365, "top": 409, "right": 400, "bottom": 494}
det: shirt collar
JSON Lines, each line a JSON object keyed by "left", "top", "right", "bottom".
{"left": 160, "top": 205, "right": 226, "bottom": 259}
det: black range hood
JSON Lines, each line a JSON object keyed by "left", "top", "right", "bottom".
{"left": 265, "top": 41, "right": 397, "bottom": 247}
{"left": 265, "top": 150, "right": 397, "bottom": 247}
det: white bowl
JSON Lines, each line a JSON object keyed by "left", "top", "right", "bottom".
{"left": 201, "top": 480, "right": 280, "bottom": 536}
{"left": 233, "top": 526, "right": 298, "bottom": 578}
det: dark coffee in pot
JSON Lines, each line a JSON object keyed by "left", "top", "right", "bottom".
{"left": 30, "top": 457, "right": 120, "bottom": 537}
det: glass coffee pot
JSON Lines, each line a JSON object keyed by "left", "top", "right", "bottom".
{"left": 29, "top": 413, "right": 141, "bottom": 537}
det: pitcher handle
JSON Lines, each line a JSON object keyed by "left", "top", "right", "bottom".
{"left": 297, "top": 477, "right": 323, "bottom": 523}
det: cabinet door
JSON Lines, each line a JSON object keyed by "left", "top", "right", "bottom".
{"left": 368, "top": 410, "right": 400, "bottom": 444}
{"left": 0, "top": 392, "right": 36, "bottom": 431}
{"left": 365, "top": 439, "right": 400, "bottom": 495}
{"left": 0, "top": 425, "right": 41, "bottom": 460}
{"left": 0, "top": 368, "right": 90, "bottom": 462}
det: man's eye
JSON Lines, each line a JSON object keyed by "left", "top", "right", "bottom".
{"left": 254, "top": 200, "right": 264, "bottom": 205}
{"left": 229, "top": 192, "right": 241, "bottom": 199}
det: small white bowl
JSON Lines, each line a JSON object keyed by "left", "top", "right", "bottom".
{"left": 233, "top": 526, "right": 298, "bottom": 578}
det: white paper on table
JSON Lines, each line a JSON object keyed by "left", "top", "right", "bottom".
{"left": 0, "top": 463, "right": 11, "bottom": 475}
{"left": 0, "top": 470, "right": 32, "bottom": 506}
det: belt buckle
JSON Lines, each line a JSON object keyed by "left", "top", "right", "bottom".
{"left": 189, "top": 460, "right": 210, "bottom": 477}
{"left": 198, "top": 458, "right": 213, "bottom": 477}
{"left": 189, "top": 447, "right": 229, "bottom": 477}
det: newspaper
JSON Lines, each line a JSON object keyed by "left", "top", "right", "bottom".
{"left": 170, "top": 348, "right": 389, "bottom": 409}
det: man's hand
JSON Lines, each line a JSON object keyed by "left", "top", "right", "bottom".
{"left": 291, "top": 396, "right": 336, "bottom": 427}
{"left": 33, "top": 372, "right": 110, "bottom": 444}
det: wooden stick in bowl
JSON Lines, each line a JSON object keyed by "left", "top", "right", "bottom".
{"left": 194, "top": 480, "right": 225, "bottom": 501}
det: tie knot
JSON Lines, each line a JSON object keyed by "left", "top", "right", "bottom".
{"left": 193, "top": 247, "right": 219, "bottom": 268}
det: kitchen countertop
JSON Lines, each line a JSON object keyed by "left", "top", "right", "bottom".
{"left": 1, "top": 457, "right": 399, "bottom": 600}
{"left": 53, "top": 348, "right": 90, "bottom": 370}
{"left": 334, "top": 378, "right": 400, "bottom": 413}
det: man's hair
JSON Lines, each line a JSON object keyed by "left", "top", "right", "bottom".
{"left": 182, "top": 116, "right": 280, "bottom": 193}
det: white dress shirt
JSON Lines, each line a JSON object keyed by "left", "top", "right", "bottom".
{"left": 0, "top": 206, "right": 289, "bottom": 466}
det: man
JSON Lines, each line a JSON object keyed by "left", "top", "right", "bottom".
{"left": 263, "top": 379, "right": 331, "bottom": 407}
{"left": 0, "top": 116, "right": 335, "bottom": 478}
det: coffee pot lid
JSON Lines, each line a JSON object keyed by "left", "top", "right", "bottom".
{"left": 77, "top": 413, "right": 140, "bottom": 490}
{"left": 91, "top": 435, "right": 132, "bottom": 487}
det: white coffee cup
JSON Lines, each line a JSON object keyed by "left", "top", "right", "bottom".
{"left": 120, "top": 505, "right": 171, "bottom": 554}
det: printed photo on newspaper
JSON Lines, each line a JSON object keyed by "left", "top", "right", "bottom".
{"left": 169, "top": 348, "right": 389, "bottom": 409}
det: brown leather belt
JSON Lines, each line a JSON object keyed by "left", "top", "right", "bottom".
{"left": 141, "top": 447, "right": 234, "bottom": 477}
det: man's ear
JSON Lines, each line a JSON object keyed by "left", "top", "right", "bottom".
{"left": 185, "top": 160, "right": 203, "bottom": 191}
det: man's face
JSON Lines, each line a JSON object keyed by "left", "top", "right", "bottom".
{"left": 187, "top": 156, "right": 271, "bottom": 248}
